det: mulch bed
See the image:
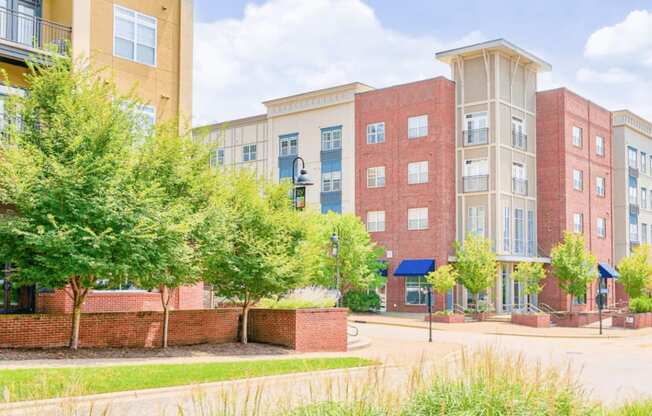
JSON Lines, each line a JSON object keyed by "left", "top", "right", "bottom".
{"left": 0, "top": 342, "right": 293, "bottom": 361}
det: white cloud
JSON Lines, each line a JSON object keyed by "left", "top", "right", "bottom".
{"left": 576, "top": 67, "right": 638, "bottom": 84}
{"left": 584, "top": 10, "right": 652, "bottom": 63}
{"left": 192, "top": 0, "right": 484, "bottom": 126}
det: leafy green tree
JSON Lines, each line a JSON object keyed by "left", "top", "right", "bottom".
{"left": 302, "top": 212, "right": 386, "bottom": 296}
{"left": 454, "top": 235, "right": 497, "bottom": 312}
{"left": 550, "top": 231, "right": 597, "bottom": 312}
{"left": 131, "top": 123, "right": 213, "bottom": 348}
{"left": 0, "top": 55, "right": 162, "bottom": 349}
{"left": 512, "top": 262, "right": 546, "bottom": 312}
{"left": 195, "top": 171, "right": 305, "bottom": 344}
{"left": 617, "top": 244, "right": 652, "bottom": 299}
{"left": 426, "top": 264, "right": 457, "bottom": 310}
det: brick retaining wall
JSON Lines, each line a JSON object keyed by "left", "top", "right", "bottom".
{"left": 612, "top": 313, "right": 652, "bottom": 329}
{"left": 511, "top": 313, "right": 551, "bottom": 328}
{"left": 248, "top": 308, "right": 348, "bottom": 352}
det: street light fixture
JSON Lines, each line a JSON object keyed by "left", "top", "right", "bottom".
{"left": 331, "top": 233, "right": 341, "bottom": 307}
{"left": 292, "top": 156, "right": 313, "bottom": 210}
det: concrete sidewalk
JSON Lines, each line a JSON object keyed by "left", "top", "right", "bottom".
{"left": 349, "top": 312, "right": 652, "bottom": 339}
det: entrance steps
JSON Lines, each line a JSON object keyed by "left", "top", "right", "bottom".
{"left": 484, "top": 314, "right": 512, "bottom": 323}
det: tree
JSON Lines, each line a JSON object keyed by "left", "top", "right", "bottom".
{"left": 512, "top": 262, "right": 546, "bottom": 312}
{"left": 550, "top": 231, "right": 597, "bottom": 312}
{"left": 0, "top": 55, "right": 162, "bottom": 349}
{"left": 617, "top": 244, "right": 652, "bottom": 299}
{"left": 302, "top": 212, "right": 386, "bottom": 296}
{"left": 454, "top": 234, "right": 497, "bottom": 312}
{"left": 426, "top": 264, "right": 457, "bottom": 310}
{"left": 196, "top": 171, "right": 305, "bottom": 344}
{"left": 130, "top": 123, "right": 213, "bottom": 348}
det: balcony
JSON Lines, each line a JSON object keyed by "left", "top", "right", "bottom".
{"left": 629, "top": 203, "right": 640, "bottom": 216}
{"left": 463, "top": 128, "right": 488, "bottom": 146}
{"left": 512, "top": 130, "right": 527, "bottom": 150}
{"left": 512, "top": 178, "right": 528, "bottom": 195}
{"left": 0, "top": 7, "right": 71, "bottom": 63}
{"left": 463, "top": 175, "right": 489, "bottom": 192}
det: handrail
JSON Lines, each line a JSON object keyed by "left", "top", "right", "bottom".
{"left": 537, "top": 302, "right": 568, "bottom": 319}
{"left": 0, "top": 6, "right": 71, "bottom": 54}
{"left": 452, "top": 303, "right": 465, "bottom": 314}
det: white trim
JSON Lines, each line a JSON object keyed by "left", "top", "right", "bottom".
{"left": 113, "top": 5, "right": 157, "bottom": 67}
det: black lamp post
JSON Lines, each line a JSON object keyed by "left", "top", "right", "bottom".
{"left": 292, "top": 156, "right": 313, "bottom": 210}
{"left": 421, "top": 286, "right": 433, "bottom": 342}
{"left": 331, "top": 233, "right": 341, "bottom": 307}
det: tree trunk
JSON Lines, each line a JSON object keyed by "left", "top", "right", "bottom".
{"left": 474, "top": 293, "right": 480, "bottom": 313}
{"left": 241, "top": 304, "right": 249, "bottom": 344}
{"left": 68, "top": 277, "right": 88, "bottom": 350}
{"left": 159, "top": 286, "right": 173, "bottom": 349}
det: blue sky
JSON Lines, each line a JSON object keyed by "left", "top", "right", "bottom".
{"left": 192, "top": 0, "right": 652, "bottom": 126}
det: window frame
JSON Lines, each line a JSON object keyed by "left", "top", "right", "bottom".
{"left": 596, "top": 176, "right": 605, "bottom": 197}
{"left": 467, "top": 206, "right": 486, "bottom": 237}
{"left": 321, "top": 171, "right": 342, "bottom": 193}
{"left": 572, "top": 126, "right": 583, "bottom": 148}
{"left": 408, "top": 207, "right": 428, "bottom": 231}
{"left": 366, "top": 166, "right": 386, "bottom": 188}
{"left": 321, "top": 127, "right": 342, "bottom": 151}
{"left": 573, "top": 213, "right": 583, "bottom": 234}
{"left": 279, "top": 134, "right": 298, "bottom": 157}
{"left": 407, "top": 115, "right": 428, "bottom": 139}
{"left": 113, "top": 5, "right": 157, "bottom": 67}
{"left": 242, "top": 144, "right": 257, "bottom": 162}
{"left": 572, "top": 169, "right": 583, "bottom": 191}
{"left": 366, "top": 122, "right": 385, "bottom": 144}
{"left": 597, "top": 217, "right": 606, "bottom": 239}
{"left": 405, "top": 276, "right": 430, "bottom": 305}
{"left": 514, "top": 208, "right": 524, "bottom": 254}
{"left": 366, "top": 210, "right": 385, "bottom": 233}
{"left": 595, "top": 135, "right": 605, "bottom": 157}
{"left": 407, "top": 161, "right": 429, "bottom": 185}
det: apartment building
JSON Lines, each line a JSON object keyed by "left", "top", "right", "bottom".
{"left": 536, "top": 88, "right": 616, "bottom": 311}
{"left": 355, "top": 78, "right": 456, "bottom": 313}
{"left": 613, "top": 111, "right": 652, "bottom": 263}
{"left": 434, "top": 39, "right": 551, "bottom": 313}
{"left": 1, "top": 0, "right": 196, "bottom": 314}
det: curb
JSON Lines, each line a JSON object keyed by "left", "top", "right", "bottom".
{"left": 0, "top": 363, "right": 394, "bottom": 414}
{"left": 349, "top": 318, "right": 652, "bottom": 340}
{"left": 347, "top": 335, "right": 372, "bottom": 351}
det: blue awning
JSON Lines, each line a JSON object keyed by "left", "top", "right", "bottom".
{"left": 598, "top": 262, "right": 619, "bottom": 279}
{"left": 393, "top": 259, "right": 435, "bottom": 276}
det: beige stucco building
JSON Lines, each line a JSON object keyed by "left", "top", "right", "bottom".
{"left": 436, "top": 39, "right": 551, "bottom": 312}
{"left": 613, "top": 110, "right": 652, "bottom": 263}
{"left": 0, "top": 0, "right": 193, "bottom": 126}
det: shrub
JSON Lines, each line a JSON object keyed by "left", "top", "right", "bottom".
{"left": 259, "top": 286, "right": 337, "bottom": 309}
{"left": 608, "top": 399, "right": 652, "bottom": 415}
{"left": 629, "top": 297, "right": 652, "bottom": 314}
{"left": 281, "top": 401, "right": 385, "bottom": 416}
{"left": 342, "top": 290, "right": 381, "bottom": 312}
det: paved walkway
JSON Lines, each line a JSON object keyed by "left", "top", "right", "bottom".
{"left": 350, "top": 312, "right": 652, "bottom": 338}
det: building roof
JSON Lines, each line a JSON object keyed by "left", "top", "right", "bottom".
{"left": 262, "top": 82, "right": 374, "bottom": 106}
{"left": 193, "top": 113, "right": 267, "bottom": 132}
{"left": 613, "top": 109, "right": 652, "bottom": 138}
{"left": 436, "top": 38, "right": 552, "bottom": 72}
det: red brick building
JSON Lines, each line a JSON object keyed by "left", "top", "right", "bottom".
{"left": 355, "top": 78, "right": 456, "bottom": 313}
{"left": 536, "top": 88, "right": 616, "bottom": 311}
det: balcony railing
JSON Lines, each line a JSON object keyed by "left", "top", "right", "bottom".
{"left": 463, "top": 128, "right": 488, "bottom": 146}
{"left": 630, "top": 203, "right": 640, "bottom": 216}
{"left": 512, "top": 130, "right": 527, "bottom": 150}
{"left": 463, "top": 175, "right": 489, "bottom": 192}
{"left": 0, "top": 7, "right": 71, "bottom": 54}
{"left": 512, "top": 178, "right": 528, "bottom": 195}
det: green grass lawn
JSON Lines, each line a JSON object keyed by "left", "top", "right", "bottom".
{"left": 0, "top": 357, "right": 375, "bottom": 403}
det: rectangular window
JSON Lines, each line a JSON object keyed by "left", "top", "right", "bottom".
{"left": 642, "top": 152, "right": 648, "bottom": 173}
{"left": 572, "top": 126, "right": 582, "bottom": 147}
{"left": 629, "top": 176, "right": 638, "bottom": 205}
{"left": 408, "top": 207, "right": 428, "bottom": 230}
{"left": 527, "top": 210, "right": 535, "bottom": 256}
{"left": 210, "top": 148, "right": 225, "bottom": 168}
{"left": 114, "top": 6, "right": 157, "bottom": 66}
{"left": 134, "top": 105, "right": 156, "bottom": 131}
{"left": 408, "top": 115, "right": 428, "bottom": 139}
{"left": 367, "top": 166, "right": 386, "bottom": 188}
{"left": 628, "top": 147, "right": 638, "bottom": 168}
{"left": 649, "top": 155, "right": 652, "bottom": 174}
{"left": 322, "top": 171, "right": 342, "bottom": 192}
{"left": 512, "top": 117, "right": 526, "bottom": 149}
{"left": 642, "top": 188, "right": 648, "bottom": 209}
{"left": 464, "top": 112, "right": 488, "bottom": 145}
{"left": 367, "top": 122, "right": 385, "bottom": 144}
{"left": 467, "top": 206, "right": 486, "bottom": 237}
{"left": 279, "top": 134, "right": 298, "bottom": 157}
{"left": 643, "top": 224, "right": 648, "bottom": 244}
{"left": 596, "top": 176, "right": 605, "bottom": 197}
{"left": 405, "top": 276, "right": 430, "bottom": 305}
{"left": 514, "top": 208, "right": 524, "bottom": 254}
{"left": 512, "top": 162, "right": 527, "bottom": 194}
{"left": 243, "top": 144, "right": 257, "bottom": 162}
{"left": 366, "top": 211, "right": 385, "bottom": 233}
{"left": 596, "top": 136, "right": 605, "bottom": 156}
{"left": 408, "top": 161, "right": 428, "bottom": 184}
{"left": 503, "top": 207, "right": 510, "bottom": 252}
{"left": 597, "top": 217, "right": 606, "bottom": 239}
{"left": 321, "top": 127, "right": 342, "bottom": 151}
{"left": 630, "top": 213, "right": 639, "bottom": 242}
{"left": 573, "top": 169, "right": 583, "bottom": 191}
{"left": 573, "top": 213, "right": 583, "bottom": 234}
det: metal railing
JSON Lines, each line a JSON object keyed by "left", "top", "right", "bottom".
{"left": 512, "top": 130, "right": 527, "bottom": 150}
{"left": 0, "top": 7, "right": 71, "bottom": 54}
{"left": 629, "top": 203, "right": 640, "bottom": 216}
{"left": 463, "top": 174, "right": 489, "bottom": 192}
{"left": 512, "top": 177, "right": 528, "bottom": 195}
{"left": 463, "top": 128, "right": 488, "bottom": 146}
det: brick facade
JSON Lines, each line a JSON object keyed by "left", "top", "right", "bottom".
{"left": 248, "top": 308, "right": 348, "bottom": 352}
{"left": 537, "top": 88, "right": 615, "bottom": 311}
{"left": 355, "top": 78, "right": 456, "bottom": 313}
{"left": 35, "top": 283, "right": 205, "bottom": 314}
